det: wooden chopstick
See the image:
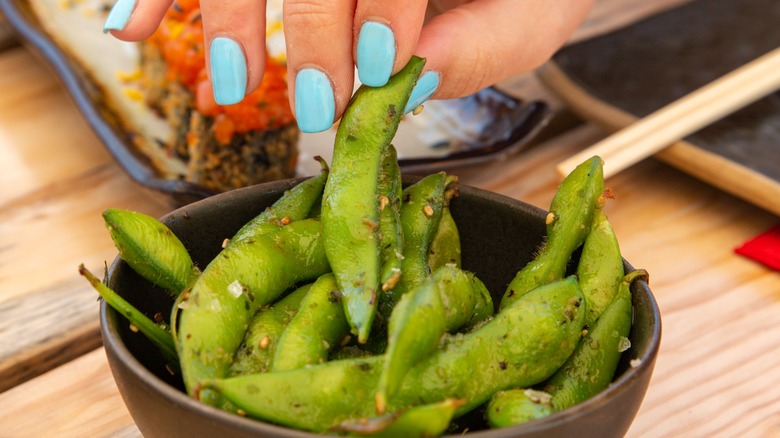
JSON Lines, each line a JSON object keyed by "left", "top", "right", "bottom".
{"left": 556, "top": 46, "right": 780, "bottom": 179}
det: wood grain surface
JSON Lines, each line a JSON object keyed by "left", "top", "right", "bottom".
{"left": 0, "top": 46, "right": 170, "bottom": 392}
{"left": 2, "top": 0, "right": 780, "bottom": 436}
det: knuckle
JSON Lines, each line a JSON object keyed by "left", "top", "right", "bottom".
{"left": 284, "top": 0, "right": 342, "bottom": 30}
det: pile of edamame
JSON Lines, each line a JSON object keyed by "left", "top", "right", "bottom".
{"left": 80, "top": 57, "right": 647, "bottom": 436}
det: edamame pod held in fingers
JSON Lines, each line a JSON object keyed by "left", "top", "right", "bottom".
{"left": 322, "top": 56, "right": 426, "bottom": 343}
{"left": 500, "top": 156, "right": 604, "bottom": 309}
{"left": 177, "top": 219, "right": 330, "bottom": 405}
{"left": 103, "top": 208, "right": 199, "bottom": 294}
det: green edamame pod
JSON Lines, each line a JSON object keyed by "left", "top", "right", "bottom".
{"left": 322, "top": 56, "right": 426, "bottom": 343}
{"left": 329, "top": 345, "right": 372, "bottom": 361}
{"left": 542, "top": 269, "right": 646, "bottom": 412}
{"left": 228, "top": 283, "right": 312, "bottom": 377}
{"left": 230, "top": 159, "right": 328, "bottom": 244}
{"left": 464, "top": 272, "right": 495, "bottom": 330}
{"left": 427, "top": 206, "right": 461, "bottom": 271}
{"left": 378, "top": 144, "right": 404, "bottom": 293}
{"left": 103, "top": 208, "right": 199, "bottom": 293}
{"left": 332, "top": 398, "right": 464, "bottom": 437}
{"left": 272, "top": 273, "right": 350, "bottom": 372}
{"left": 376, "top": 265, "right": 485, "bottom": 412}
{"left": 577, "top": 206, "right": 623, "bottom": 326}
{"left": 79, "top": 264, "right": 179, "bottom": 369}
{"left": 203, "top": 276, "right": 585, "bottom": 432}
{"left": 386, "top": 172, "right": 458, "bottom": 307}
{"left": 177, "top": 219, "right": 330, "bottom": 404}
{"left": 500, "top": 156, "right": 604, "bottom": 310}
{"left": 486, "top": 389, "right": 553, "bottom": 428}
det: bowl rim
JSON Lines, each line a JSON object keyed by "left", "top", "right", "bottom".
{"left": 100, "top": 179, "right": 662, "bottom": 437}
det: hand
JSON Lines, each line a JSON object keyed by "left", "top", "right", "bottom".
{"left": 104, "top": 0, "right": 593, "bottom": 133}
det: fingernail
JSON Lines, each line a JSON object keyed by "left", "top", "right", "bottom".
{"left": 357, "top": 21, "right": 396, "bottom": 87}
{"left": 103, "top": 0, "right": 136, "bottom": 33}
{"left": 404, "top": 71, "right": 440, "bottom": 114}
{"left": 209, "top": 37, "right": 247, "bottom": 105}
{"left": 295, "top": 68, "right": 335, "bottom": 133}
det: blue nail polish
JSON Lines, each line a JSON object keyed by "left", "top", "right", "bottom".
{"left": 357, "top": 22, "right": 396, "bottom": 87}
{"left": 209, "top": 37, "right": 247, "bottom": 105}
{"left": 404, "top": 71, "right": 440, "bottom": 114}
{"left": 295, "top": 69, "right": 335, "bottom": 133}
{"left": 103, "top": 0, "right": 136, "bottom": 33}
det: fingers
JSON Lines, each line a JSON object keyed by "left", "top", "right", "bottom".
{"left": 415, "top": 0, "right": 594, "bottom": 100}
{"left": 284, "top": 0, "right": 356, "bottom": 133}
{"left": 353, "top": 0, "right": 427, "bottom": 87}
{"left": 200, "top": 0, "right": 268, "bottom": 105}
{"left": 103, "top": 0, "right": 172, "bottom": 41}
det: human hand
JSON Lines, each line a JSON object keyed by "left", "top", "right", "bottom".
{"left": 104, "top": 0, "right": 593, "bottom": 133}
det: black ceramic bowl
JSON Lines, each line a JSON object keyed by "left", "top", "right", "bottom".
{"left": 101, "top": 177, "right": 661, "bottom": 438}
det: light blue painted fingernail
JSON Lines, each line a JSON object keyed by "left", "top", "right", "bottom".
{"left": 404, "top": 71, "right": 440, "bottom": 114}
{"left": 103, "top": 0, "right": 136, "bottom": 33}
{"left": 209, "top": 37, "right": 247, "bottom": 105}
{"left": 295, "top": 68, "right": 335, "bottom": 133}
{"left": 357, "top": 21, "right": 396, "bottom": 87}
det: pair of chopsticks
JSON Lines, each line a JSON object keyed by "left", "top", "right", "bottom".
{"left": 556, "top": 46, "right": 780, "bottom": 179}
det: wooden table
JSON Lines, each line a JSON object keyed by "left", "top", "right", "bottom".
{"left": 2, "top": 1, "right": 780, "bottom": 436}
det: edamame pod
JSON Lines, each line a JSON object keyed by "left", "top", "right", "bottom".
{"left": 333, "top": 398, "right": 464, "bottom": 437}
{"left": 500, "top": 156, "right": 604, "bottom": 309}
{"left": 271, "top": 273, "right": 350, "bottom": 372}
{"left": 177, "top": 219, "right": 330, "bottom": 404}
{"left": 103, "top": 208, "right": 199, "bottom": 293}
{"left": 376, "top": 265, "right": 485, "bottom": 412}
{"left": 385, "top": 172, "right": 457, "bottom": 307}
{"left": 577, "top": 206, "right": 623, "bottom": 326}
{"left": 486, "top": 389, "right": 553, "bottom": 428}
{"left": 228, "top": 283, "right": 312, "bottom": 376}
{"left": 79, "top": 264, "right": 179, "bottom": 369}
{"left": 378, "top": 144, "right": 404, "bottom": 293}
{"left": 322, "top": 56, "right": 426, "bottom": 343}
{"left": 230, "top": 159, "right": 328, "bottom": 244}
{"left": 542, "top": 269, "right": 645, "bottom": 412}
{"left": 203, "top": 276, "right": 586, "bottom": 432}
{"left": 427, "top": 206, "right": 461, "bottom": 271}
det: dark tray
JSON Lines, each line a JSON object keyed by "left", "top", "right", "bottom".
{"left": 538, "top": 0, "right": 780, "bottom": 216}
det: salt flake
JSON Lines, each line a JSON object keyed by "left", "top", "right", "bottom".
{"left": 227, "top": 280, "right": 244, "bottom": 298}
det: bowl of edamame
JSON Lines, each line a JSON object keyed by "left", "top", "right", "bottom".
{"left": 98, "top": 164, "right": 661, "bottom": 438}
{"left": 91, "top": 59, "right": 659, "bottom": 438}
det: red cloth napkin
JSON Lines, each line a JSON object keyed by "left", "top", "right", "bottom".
{"left": 735, "top": 223, "right": 780, "bottom": 271}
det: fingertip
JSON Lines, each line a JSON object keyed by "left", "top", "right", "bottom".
{"left": 103, "top": 0, "right": 135, "bottom": 34}
{"left": 209, "top": 37, "right": 249, "bottom": 105}
{"left": 103, "top": 0, "right": 173, "bottom": 41}
{"left": 403, "top": 70, "right": 440, "bottom": 114}
{"left": 356, "top": 20, "right": 395, "bottom": 87}
{"left": 294, "top": 68, "right": 336, "bottom": 133}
